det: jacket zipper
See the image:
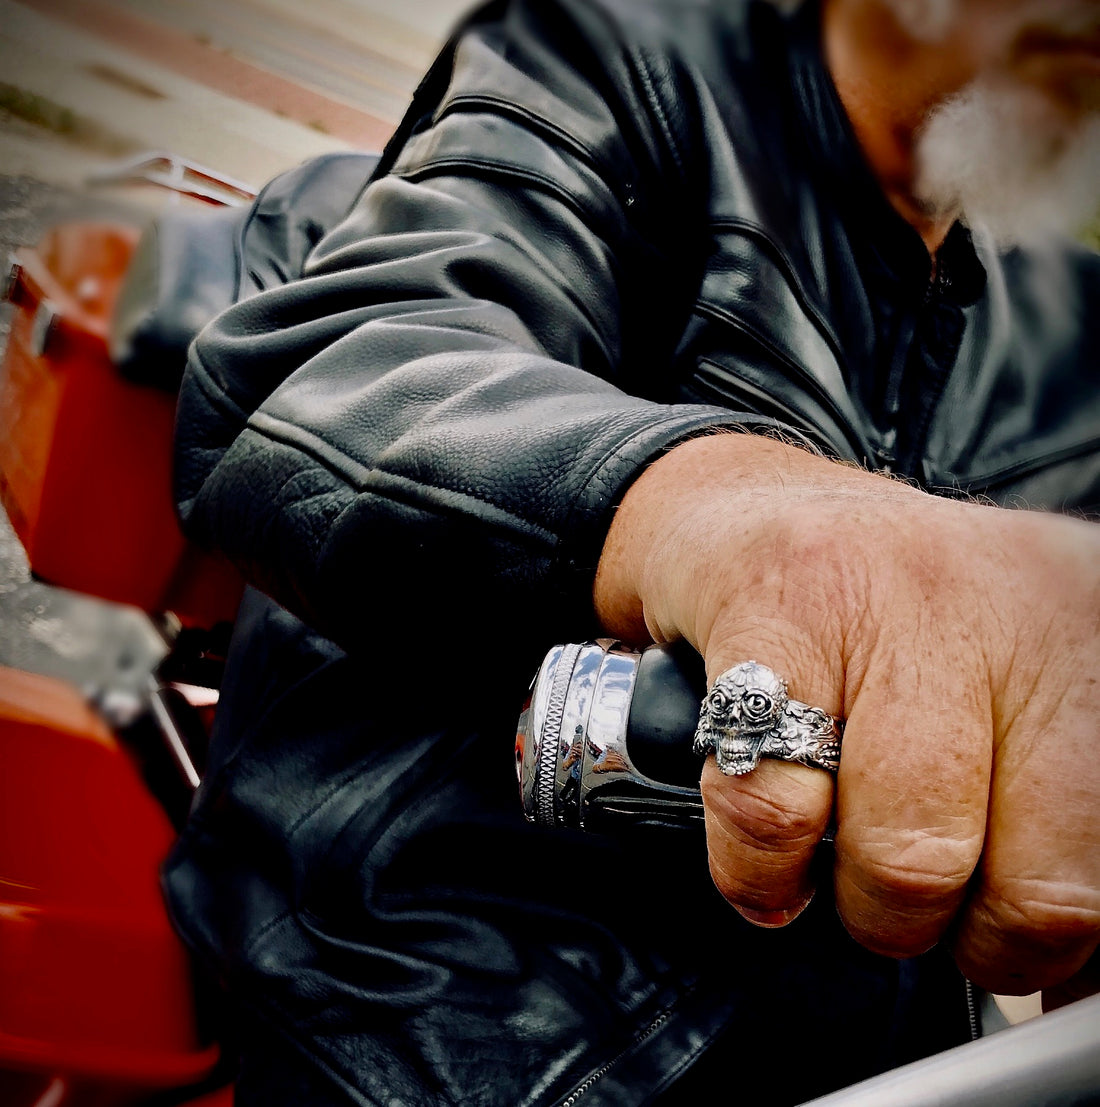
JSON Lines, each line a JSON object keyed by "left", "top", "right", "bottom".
{"left": 964, "top": 979, "right": 981, "bottom": 1041}
{"left": 554, "top": 1010, "right": 675, "bottom": 1107}
{"left": 553, "top": 971, "right": 981, "bottom": 1106}
{"left": 897, "top": 263, "right": 960, "bottom": 480}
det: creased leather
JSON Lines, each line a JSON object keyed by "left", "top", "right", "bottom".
{"left": 173, "top": 0, "right": 1100, "bottom": 656}
{"left": 165, "top": 0, "right": 1100, "bottom": 1104}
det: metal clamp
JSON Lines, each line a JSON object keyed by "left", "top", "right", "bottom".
{"left": 3, "top": 254, "right": 23, "bottom": 304}
{"left": 30, "top": 299, "right": 60, "bottom": 358}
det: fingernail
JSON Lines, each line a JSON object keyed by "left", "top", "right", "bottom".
{"left": 733, "top": 895, "right": 813, "bottom": 929}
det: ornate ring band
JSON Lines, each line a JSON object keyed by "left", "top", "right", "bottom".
{"left": 692, "top": 661, "right": 843, "bottom": 776}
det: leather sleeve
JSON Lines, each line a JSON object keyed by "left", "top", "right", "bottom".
{"left": 173, "top": 0, "right": 770, "bottom": 651}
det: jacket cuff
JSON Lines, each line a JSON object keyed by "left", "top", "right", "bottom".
{"left": 551, "top": 407, "right": 807, "bottom": 639}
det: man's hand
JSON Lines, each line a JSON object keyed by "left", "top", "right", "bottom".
{"left": 594, "top": 432, "right": 1100, "bottom": 996}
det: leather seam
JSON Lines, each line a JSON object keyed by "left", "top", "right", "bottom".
{"left": 436, "top": 94, "right": 611, "bottom": 180}
{"left": 631, "top": 50, "right": 683, "bottom": 176}
{"left": 185, "top": 346, "right": 253, "bottom": 424}
{"left": 394, "top": 157, "right": 603, "bottom": 227}
{"left": 708, "top": 216, "right": 846, "bottom": 367}
{"left": 693, "top": 303, "right": 865, "bottom": 455}
{"left": 941, "top": 433, "right": 1100, "bottom": 493}
{"left": 693, "top": 356, "right": 841, "bottom": 454}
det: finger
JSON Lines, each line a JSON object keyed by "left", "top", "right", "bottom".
{"left": 953, "top": 676, "right": 1100, "bottom": 995}
{"left": 832, "top": 639, "right": 991, "bottom": 959}
{"left": 698, "top": 634, "right": 840, "bottom": 923}
{"left": 957, "top": 883, "right": 1100, "bottom": 996}
{"left": 1042, "top": 947, "right": 1100, "bottom": 1012}
{"left": 701, "top": 756, "right": 833, "bottom": 924}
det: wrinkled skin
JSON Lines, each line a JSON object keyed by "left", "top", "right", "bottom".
{"left": 595, "top": 434, "right": 1100, "bottom": 998}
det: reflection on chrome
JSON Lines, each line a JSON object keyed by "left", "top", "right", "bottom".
{"left": 517, "top": 640, "right": 704, "bottom": 831}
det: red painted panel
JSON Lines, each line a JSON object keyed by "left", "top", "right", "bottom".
{"left": 0, "top": 667, "right": 219, "bottom": 1087}
{"left": 0, "top": 222, "right": 242, "bottom": 625}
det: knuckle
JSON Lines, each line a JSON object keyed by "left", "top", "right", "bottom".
{"left": 955, "top": 883, "right": 1100, "bottom": 993}
{"left": 984, "top": 885, "right": 1100, "bottom": 949}
{"left": 703, "top": 774, "right": 827, "bottom": 853}
{"left": 835, "top": 840, "right": 975, "bottom": 958}
{"left": 844, "top": 835, "right": 978, "bottom": 907}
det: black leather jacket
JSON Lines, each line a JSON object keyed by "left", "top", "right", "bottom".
{"left": 165, "top": 0, "right": 1100, "bottom": 1103}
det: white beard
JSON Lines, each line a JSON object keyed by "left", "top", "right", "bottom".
{"left": 914, "top": 77, "right": 1100, "bottom": 247}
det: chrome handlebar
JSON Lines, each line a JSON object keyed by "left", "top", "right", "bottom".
{"left": 516, "top": 639, "right": 706, "bottom": 832}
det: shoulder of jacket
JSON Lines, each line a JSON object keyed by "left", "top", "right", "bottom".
{"left": 429, "top": 0, "right": 786, "bottom": 169}
{"left": 510, "top": 0, "right": 772, "bottom": 59}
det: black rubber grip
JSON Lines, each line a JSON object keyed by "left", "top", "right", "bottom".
{"left": 625, "top": 641, "right": 707, "bottom": 788}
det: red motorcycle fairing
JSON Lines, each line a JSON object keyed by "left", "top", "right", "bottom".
{"left": 0, "top": 221, "right": 243, "bottom": 626}
{"left": 0, "top": 665, "right": 222, "bottom": 1101}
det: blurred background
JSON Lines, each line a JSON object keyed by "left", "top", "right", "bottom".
{"left": 0, "top": 0, "right": 475, "bottom": 688}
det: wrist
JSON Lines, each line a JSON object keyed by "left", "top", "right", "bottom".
{"left": 594, "top": 433, "right": 815, "bottom": 639}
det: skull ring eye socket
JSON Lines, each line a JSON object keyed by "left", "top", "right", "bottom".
{"left": 742, "top": 691, "right": 772, "bottom": 719}
{"left": 708, "top": 689, "right": 731, "bottom": 712}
